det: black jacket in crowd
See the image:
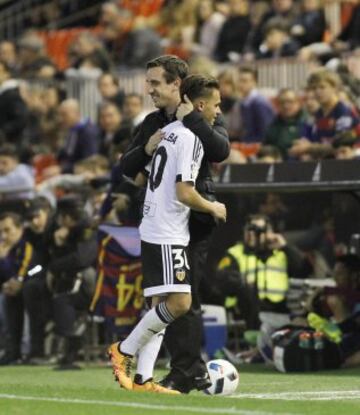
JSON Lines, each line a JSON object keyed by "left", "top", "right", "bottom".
{"left": 118, "top": 109, "right": 230, "bottom": 240}
{"left": 47, "top": 220, "right": 97, "bottom": 293}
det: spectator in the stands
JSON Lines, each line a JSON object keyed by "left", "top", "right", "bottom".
{"left": 290, "top": 0, "right": 326, "bottom": 47}
{"left": 0, "top": 212, "right": 37, "bottom": 364}
{"left": 214, "top": 0, "right": 251, "bottom": 62}
{"left": 98, "top": 101, "right": 126, "bottom": 158}
{"left": 57, "top": 99, "right": 100, "bottom": 173}
{"left": 230, "top": 66, "right": 275, "bottom": 143}
{"left": 122, "top": 93, "right": 147, "bottom": 129}
{"left": 257, "top": 22, "right": 300, "bottom": 60}
{"left": 264, "top": 88, "right": 306, "bottom": 158}
{"left": 48, "top": 196, "right": 97, "bottom": 369}
{"left": 70, "top": 32, "right": 112, "bottom": 72}
{"left": 335, "top": 3, "right": 360, "bottom": 52}
{"left": 252, "top": 0, "right": 298, "bottom": 51}
{"left": 106, "top": 7, "right": 162, "bottom": 68}
{"left": 17, "top": 33, "right": 53, "bottom": 79}
{"left": 256, "top": 145, "right": 283, "bottom": 163}
{"left": 193, "top": 0, "right": 226, "bottom": 59}
{"left": 289, "top": 69, "right": 360, "bottom": 160}
{"left": 0, "top": 61, "right": 28, "bottom": 144}
{"left": 0, "top": 144, "right": 34, "bottom": 200}
{"left": 22, "top": 197, "right": 54, "bottom": 361}
{"left": 218, "top": 68, "right": 239, "bottom": 130}
{"left": 333, "top": 135, "right": 360, "bottom": 160}
{"left": 0, "top": 41, "right": 18, "bottom": 73}
{"left": 97, "top": 72, "right": 125, "bottom": 111}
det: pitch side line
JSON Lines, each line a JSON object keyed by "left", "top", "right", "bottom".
{"left": 231, "top": 390, "right": 360, "bottom": 401}
{"left": 0, "top": 393, "right": 297, "bottom": 415}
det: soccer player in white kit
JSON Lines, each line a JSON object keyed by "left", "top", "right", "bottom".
{"left": 108, "top": 75, "right": 227, "bottom": 393}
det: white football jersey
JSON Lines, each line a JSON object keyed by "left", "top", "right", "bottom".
{"left": 139, "top": 120, "right": 204, "bottom": 245}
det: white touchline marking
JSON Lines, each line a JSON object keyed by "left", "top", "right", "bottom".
{"left": 229, "top": 390, "right": 360, "bottom": 401}
{"left": 0, "top": 393, "right": 298, "bottom": 415}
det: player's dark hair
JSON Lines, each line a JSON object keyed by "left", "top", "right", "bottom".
{"left": 180, "top": 74, "right": 219, "bottom": 102}
{"left": 146, "top": 55, "right": 189, "bottom": 83}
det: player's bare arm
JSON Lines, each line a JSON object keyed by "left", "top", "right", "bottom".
{"left": 176, "top": 181, "right": 227, "bottom": 222}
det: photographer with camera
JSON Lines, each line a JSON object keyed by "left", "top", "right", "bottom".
{"left": 215, "top": 214, "right": 311, "bottom": 358}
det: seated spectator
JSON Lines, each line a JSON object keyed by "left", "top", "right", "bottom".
{"left": 98, "top": 72, "right": 125, "bottom": 111}
{"left": 37, "top": 155, "right": 110, "bottom": 210}
{"left": 22, "top": 197, "right": 55, "bottom": 361}
{"left": 103, "top": 7, "right": 162, "bottom": 68}
{"left": 0, "top": 144, "right": 34, "bottom": 201}
{"left": 264, "top": 88, "right": 307, "bottom": 158}
{"left": 229, "top": 66, "right": 275, "bottom": 142}
{"left": 17, "top": 32, "right": 53, "bottom": 79}
{"left": 289, "top": 69, "right": 360, "bottom": 160}
{"left": 333, "top": 134, "right": 360, "bottom": 160}
{"left": 122, "top": 93, "right": 148, "bottom": 129}
{"left": 256, "top": 145, "right": 283, "bottom": 163}
{"left": 334, "top": 3, "right": 360, "bottom": 53}
{"left": 252, "top": 0, "right": 298, "bottom": 52}
{"left": 257, "top": 22, "right": 300, "bottom": 60}
{"left": 218, "top": 68, "right": 239, "bottom": 128}
{"left": 214, "top": 0, "right": 251, "bottom": 63}
{"left": 192, "top": 0, "right": 226, "bottom": 59}
{"left": 98, "top": 102, "right": 124, "bottom": 158}
{"left": 0, "top": 61, "right": 28, "bottom": 144}
{"left": 47, "top": 196, "right": 97, "bottom": 369}
{"left": 290, "top": 0, "right": 326, "bottom": 47}
{"left": 0, "top": 212, "right": 37, "bottom": 364}
{"left": 57, "top": 99, "right": 100, "bottom": 173}
{"left": 307, "top": 255, "right": 360, "bottom": 367}
{"left": 0, "top": 41, "right": 18, "bottom": 73}
{"left": 70, "top": 32, "right": 112, "bottom": 72}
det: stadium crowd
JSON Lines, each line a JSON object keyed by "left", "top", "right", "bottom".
{"left": 0, "top": 0, "right": 359, "bottom": 372}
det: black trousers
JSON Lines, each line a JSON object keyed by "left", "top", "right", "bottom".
{"left": 4, "top": 294, "right": 24, "bottom": 359}
{"left": 23, "top": 276, "right": 52, "bottom": 357}
{"left": 53, "top": 284, "right": 91, "bottom": 337}
{"left": 163, "top": 237, "right": 210, "bottom": 379}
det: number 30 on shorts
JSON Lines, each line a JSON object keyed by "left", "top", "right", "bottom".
{"left": 172, "top": 248, "right": 190, "bottom": 270}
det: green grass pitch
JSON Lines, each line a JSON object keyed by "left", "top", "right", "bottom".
{"left": 0, "top": 364, "right": 359, "bottom": 415}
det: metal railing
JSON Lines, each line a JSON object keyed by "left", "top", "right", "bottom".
{"left": 62, "top": 59, "right": 316, "bottom": 120}
{"left": 24, "top": 53, "right": 359, "bottom": 122}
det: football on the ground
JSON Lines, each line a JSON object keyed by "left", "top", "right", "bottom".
{"left": 204, "top": 359, "right": 239, "bottom": 395}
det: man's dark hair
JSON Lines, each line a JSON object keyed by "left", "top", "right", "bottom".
{"left": 0, "top": 211, "right": 23, "bottom": 227}
{"left": 146, "top": 55, "right": 189, "bottom": 83}
{"left": 0, "top": 143, "right": 18, "bottom": 159}
{"left": 180, "top": 74, "right": 219, "bottom": 102}
{"left": 238, "top": 65, "right": 258, "bottom": 82}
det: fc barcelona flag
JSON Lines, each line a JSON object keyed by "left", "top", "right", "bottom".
{"left": 90, "top": 224, "right": 143, "bottom": 339}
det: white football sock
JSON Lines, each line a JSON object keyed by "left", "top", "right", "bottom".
{"left": 136, "top": 329, "right": 165, "bottom": 383}
{"left": 120, "top": 303, "right": 174, "bottom": 356}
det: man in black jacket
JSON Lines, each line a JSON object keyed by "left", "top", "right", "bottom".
{"left": 118, "top": 55, "right": 230, "bottom": 393}
{"left": 48, "top": 196, "right": 97, "bottom": 369}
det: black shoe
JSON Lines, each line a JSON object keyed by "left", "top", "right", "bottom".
{"left": 191, "top": 371, "right": 212, "bottom": 391}
{"left": 159, "top": 374, "right": 192, "bottom": 394}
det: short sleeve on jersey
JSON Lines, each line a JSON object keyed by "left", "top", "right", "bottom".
{"left": 176, "top": 133, "right": 203, "bottom": 184}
